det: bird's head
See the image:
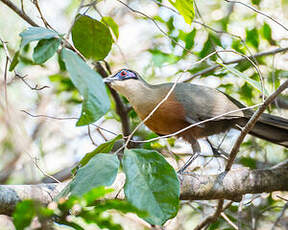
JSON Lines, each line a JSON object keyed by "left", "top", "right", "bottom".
{"left": 104, "top": 69, "right": 140, "bottom": 84}
{"left": 104, "top": 69, "right": 148, "bottom": 95}
{"left": 104, "top": 69, "right": 153, "bottom": 105}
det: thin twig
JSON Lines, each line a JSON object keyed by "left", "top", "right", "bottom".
{"left": 181, "top": 46, "right": 288, "bottom": 82}
{"left": 221, "top": 212, "right": 238, "bottom": 230}
{"left": 194, "top": 199, "right": 224, "bottom": 230}
{"left": 115, "top": 0, "right": 193, "bottom": 55}
{"left": 225, "top": 0, "right": 288, "bottom": 33}
{"left": 271, "top": 202, "right": 288, "bottom": 230}
{"left": 225, "top": 79, "right": 288, "bottom": 171}
{"left": 87, "top": 125, "right": 97, "bottom": 146}
{"left": 15, "top": 73, "right": 50, "bottom": 90}
{"left": 21, "top": 110, "right": 119, "bottom": 136}
{"left": 0, "top": 0, "right": 39, "bottom": 26}
{"left": 25, "top": 151, "right": 61, "bottom": 183}
{"left": 65, "top": 0, "right": 85, "bottom": 39}
{"left": 0, "top": 39, "right": 9, "bottom": 111}
{"left": 33, "top": 0, "right": 52, "bottom": 28}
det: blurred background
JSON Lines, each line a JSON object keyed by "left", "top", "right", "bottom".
{"left": 0, "top": 0, "right": 288, "bottom": 229}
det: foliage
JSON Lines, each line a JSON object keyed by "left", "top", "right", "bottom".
{"left": 71, "top": 15, "right": 113, "bottom": 61}
{"left": 13, "top": 187, "right": 146, "bottom": 230}
{"left": 61, "top": 48, "right": 110, "bottom": 126}
{"left": 123, "top": 149, "right": 180, "bottom": 225}
{"left": 1, "top": 0, "right": 288, "bottom": 229}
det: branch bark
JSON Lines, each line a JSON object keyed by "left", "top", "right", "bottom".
{"left": 0, "top": 183, "right": 67, "bottom": 215}
{"left": 181, "top": 160, "right": 288, "bottom": 201}
{"left": 1, "top": 161, "right": 288, "bottom": 215}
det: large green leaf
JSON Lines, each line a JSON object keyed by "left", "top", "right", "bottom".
{"left": 19, "top": 27, "right": 58, "bottom": 48}
{"left": 61, "top": 48, "right": 110, "bottom": 126}
{"left": 33, "top": 38, "right": 61, "bottom": 64}
{"left": 70, "top": 154, "right": 119, "bottom": 196}
{"left": 123, "top": 149, "right": 180, "bottom": 225}
{"left": 71, "top": 15, "right": 112, "bottom": 60}
{"left": 168, "top": 0, "right": 194, "bottom": 25}
{"left": 218, "top": 62, "right": 269, "bottom": 96}
{"left": 79, "top": 135, "right": 122, "bottom": 168}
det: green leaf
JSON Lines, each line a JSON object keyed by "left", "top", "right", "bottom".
{"left": 246, "top": 28, "right": 259, "bottom": 49}
{"left": 13, "top": 200, "right": 36, "bottom": 230}
{"left": 33, "top": 38, "right": 61, "bottom": 64}
{"left": 79, "top": 210, "right": 122, "bottom": 230}
{"left": 261, "top": 22, "right": 275, "bottom": 45}
{"left": 83, "top": 186, "right": 114, "bottom": 206}
{"left": 101, "top": 16, "right": 119, "bottom": 39}
{"left": 184, "top": 29, "right": 196, "bottom": 50}
{"left": 123, "top": 148, "right": 180, "bottom": 225}
{"left": 58, "top": 53, "right": 66, "bottom": 71}
{"left": 252, "top": 0, "right": 261, "bottom": 5}
{"left": 199, "top": 36, "right": 214, "bottom": 59}
{"left": 239, "top": 82, "right": 254, "bottom": 105}
{"left": 79, "top": 135, "right": 122, "bottom": 168}
{"left": 166, "top": 16, "right": 175, "bottom": 34}
{"left": 13, "top": 200, "right": 53, "bottom": 230}
{"left": 218, "top": 62, "right": 268, "bottom": 96}
{"left": 94, "top": 200, "right": 147, "bottom": 217}
{"left": 70, "top": 154, "right": 119, "bottom": 196}
{"left": 19, "top": 27, "right": 58, "bottom": 48}
{"left": 239, "top": 157, "right": 257, "bottom": 169}
{"left": 9, "top": 51, "right": 20, "bottom": 71}
{"left": 149, "top": 49, "right": 179, "bottom": 67}
{"left": 61, "top": 48, "right": 110, "bottom": 126}
{"left": 72, "top": 15, "right": 112, "bottom": 60}
{"left": 168, "top": 0, "right": 195, "bottom": 25}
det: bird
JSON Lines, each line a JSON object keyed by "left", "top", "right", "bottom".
{"left": 104, "top": 69, "right": 288, "bottom": 171}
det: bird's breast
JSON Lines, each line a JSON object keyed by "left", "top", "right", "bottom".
{"left": 135, "top": 94, "right": 189, "bottom": 135}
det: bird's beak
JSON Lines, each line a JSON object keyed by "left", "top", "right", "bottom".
{"left": 103, "top": 75, "right": 117, "bottom": 84}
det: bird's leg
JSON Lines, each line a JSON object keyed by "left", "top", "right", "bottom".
{"left": 177, "top": 140, "right": 200, "bottom": 174}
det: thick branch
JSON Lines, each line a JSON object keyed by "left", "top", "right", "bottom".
{"left": 1, "top": 162, "right": 288, "bottom": 215}
{"left": 181, "top": 161, "right": 288, "bottom": 201}
{"left": 0, "top": 183, "right": 66, "bottom": 215}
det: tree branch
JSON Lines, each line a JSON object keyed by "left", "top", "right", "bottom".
{"left": 181, "top": 160, "right": 288, "bottom": 201}
{"left": 225, "top": 79, "right": 288, "bottom": 171}
{"left": 0, "top": 183, "right": 67, "bottom": 215}
{"left": 181, "top": 47, "right": 288, "bottom": 82}
{"left": 1, "top": 161, "right": 288, "bottom": 215}
{"left": 194, "top": 199, "right": 224, "bottom": 230}
{"left": 0, "top": 0, "right": 39, "bottom": 27}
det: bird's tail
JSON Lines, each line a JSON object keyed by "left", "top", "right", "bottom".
{"left": 246, "top": 113, "right": 288, "bottom": 148}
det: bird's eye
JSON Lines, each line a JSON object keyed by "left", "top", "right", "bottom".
{"left": 120, "top": 70, "right": 127, "bottom": 77}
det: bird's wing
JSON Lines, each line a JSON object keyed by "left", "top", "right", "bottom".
{"left": 174, "top": 83, "right": 245, "bottom": 124}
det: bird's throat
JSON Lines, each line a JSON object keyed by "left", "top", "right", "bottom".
{"left": 110, "top": 79, "right": 166, "bottom": 118}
